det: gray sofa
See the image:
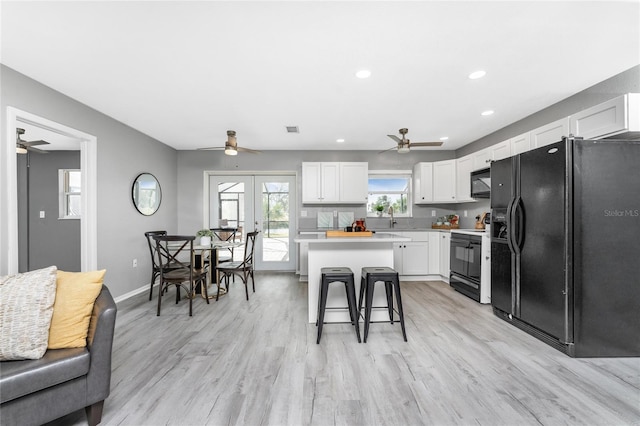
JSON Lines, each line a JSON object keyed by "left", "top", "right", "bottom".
{"left": 0, "top": 286, "right": 117, "bottom": 426}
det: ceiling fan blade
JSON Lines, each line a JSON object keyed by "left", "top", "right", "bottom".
{"left": 387, "top": 134, "right": 402, "bottom": 143}
{"left": 27, "top": 146, "right": 49, "bottom": 154}
{"left": 410, "top": 141, "right": 444, "bottom": 147}
{"left": 197, "top": 146, "right": 225, "bottom": 151}
{"left": 22, "top": 140, "right": 50, "bottom": 147}
{"left": 236, "top": 146, "right": 261, "bottom": 154}
{"left": 378, "top": 146, "right": 399, "bottom": 154}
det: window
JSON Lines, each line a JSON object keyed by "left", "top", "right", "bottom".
{"left": 367, "top": 171, "right": 412, "bottom": 217}
{"left": 59, "top": 169, "right": 81, "bottom": 219}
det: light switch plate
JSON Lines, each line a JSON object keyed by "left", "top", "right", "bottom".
{"left": 39, "top": 211, "right": 45, "bottom": 218}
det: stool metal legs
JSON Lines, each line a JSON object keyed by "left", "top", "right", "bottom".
{"left": 316, "top": 268, "right": 361, "bottom": 344}
{"left": 358, "top": 268, "right": 407, "bottom": 343}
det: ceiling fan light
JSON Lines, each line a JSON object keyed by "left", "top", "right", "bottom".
{"left": 397, "top": 146, "right": 410, "bottom": 154}
{"left": 224, "top": 146, "right": 238, "bottom": 156}
{"left": 16, "top": 146, "right": 28, "bottom": 154}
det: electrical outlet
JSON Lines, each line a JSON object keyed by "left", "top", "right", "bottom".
{"left": 333, "top": 210, "right": 338, "bottom": 217}
{"left": 132, "top": 258, "right": 137, "bottom": 268}
{"left": 464, "top": 210, "right": 468, "bottom": 217}
{"left": 39, "top": 211, "right": 45, "bottom": 218}
{"left": 431, "top": 210, "right": 436, "bottom": 217}
{"left": 301, "top": 210, "right": 307, "bottom": 217}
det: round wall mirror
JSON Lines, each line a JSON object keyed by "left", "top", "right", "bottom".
{"left": 132, "top": 173, "right": 162, "bottom": 216}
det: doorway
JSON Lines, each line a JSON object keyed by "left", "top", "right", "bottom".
{"left": 207, "top": 173, "right": 296, "bottom": 271}
{"left": 4, "top": 108, "right": 97, "bottom": 274}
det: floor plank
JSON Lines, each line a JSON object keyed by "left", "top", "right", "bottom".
{"left": 46, "top": 273, "right": 640, "bottom": 426}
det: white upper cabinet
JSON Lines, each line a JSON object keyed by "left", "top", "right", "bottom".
{"left": 432, "top": 160, "right": 457, "bottom": 203}
{"left": 455, "top": 154, "right": 475, "bottom": 202}
{"left": 413, "top": 162, "right": 433, "bottom": 204}
{"left": 302, "top": 162, "right": 367, "bottom": 204}
{"left": 339, "top": 162, "right": 368, "bottom": 203}
{"left": 472, "top": 148, "right": 492, "bottom": 171}
{"left": 490, "top": 139, "right": 512, "bottom": 161}
{"left": 511, "top": 132, "right": 532, "bottom": 155}
{"left": 531, "top": 117, "right": 569, "bottom": 149}
{"left": 570, "top": 93, "right": 639, "bottom": 139}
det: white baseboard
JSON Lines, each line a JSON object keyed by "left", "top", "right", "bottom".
{"left": 114, "top": 283, "right": 154, "bottom": 304}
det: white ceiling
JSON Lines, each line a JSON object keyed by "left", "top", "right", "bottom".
{"left": 2, "top": 1, "right": 639, "bottom": 153}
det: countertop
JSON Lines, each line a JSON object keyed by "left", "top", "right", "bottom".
{"left": 298, "top": 228, "right": 453, "bottom": 233}
{"left": 294, "top": 233, "right": 411, "bottom": 243}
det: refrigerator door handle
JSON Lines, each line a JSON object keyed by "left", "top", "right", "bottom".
{"left": 514, "top": 197, "right": 524, "bottom": 251}
{"left": 506, "top": 198, "right": 516, "bottom": 253}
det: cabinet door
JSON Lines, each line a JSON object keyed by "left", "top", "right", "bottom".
{"left": 570, "top": 95, "right": 626, "bottom": 139}
{"left": 402, "top": 242, "right": 429, "bottom": 275}
{"left": 511, "top": 132, "right": 532, "bottom": 155}
{"left": 472, "top": 148, "right": 492, "bottom": 171}
{"left": 432, "top": 160, "right": 456, "bottom": 202}
{"left": 531, "top": 118, "right": 568, "bottom": 149}
{"left": 428, "top": 235, "right": 440, "bottom": 275}
{"left": 439, "top": 232, "right": 451, "bottom": 277}
{"left": 321, "top": 163, "right": 340, "bottom": 202}
{"left": 413, "top": 163, "right": 433, "bottom": 204}
{"left": 393, "top": 241, "right": 403, "bottom": 274}
{"left": 301, "top": 163, "right": 322, "bottom": 203}
{"left": 339, "top": 162, "right": 368, "bottom": 203}
{"left": 455, "top": 155, "right": 474, "bottom": 202}
{"left": 491, "top": 139, "right": 512, "bottom": 161}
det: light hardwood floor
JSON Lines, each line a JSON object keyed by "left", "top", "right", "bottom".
{"left": 49, "top": 272, "right": 639, "bottom": 426}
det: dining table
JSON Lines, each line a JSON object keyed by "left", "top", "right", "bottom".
{"left": 169, "top": 239, "right": 244, "bottom": 299}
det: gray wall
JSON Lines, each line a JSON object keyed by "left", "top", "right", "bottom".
{"left": 1, "top": 65, "right": 178, "bottom": 298}
{"left": 18, "top": 151, "right": 81, "bottom": 272}
{"left": 457, "top": 65, "right": 640, "bottom": 157}
{"left": 176, "top": 149, "right": 458, "bottom": 235}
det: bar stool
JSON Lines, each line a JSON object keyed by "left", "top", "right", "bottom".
{"left": 316, "top": 267, "right": 361, "bottom": 344}
{"left": 358, "top": 267, "right": 407, "bottom": 343}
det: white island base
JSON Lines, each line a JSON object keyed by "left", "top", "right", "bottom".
{"left": 295, "top": 234, "right": 410, "bottom": 324}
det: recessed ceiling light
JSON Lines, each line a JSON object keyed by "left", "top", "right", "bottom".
{"left": 439, "top": 136, "right": 449, "bottom": 141}
{"left": 481, "top": 110, "right": 494, "bottom": 116}
{"left": 336, "top": 138, "right": 345, "bottom": 143}
{"left": 469, "top": 70, "right": 486, "bottom": 79}
{"left": 355, "top": 69, "right": 371, "bottom": 79}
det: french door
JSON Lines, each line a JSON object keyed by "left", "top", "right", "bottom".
{"left": 208, "top": 174, "right": 296, "bottom": 271}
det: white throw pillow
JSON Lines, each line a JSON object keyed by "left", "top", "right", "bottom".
{"left": 0, "top": 266, "right": 58, "bottom": 360}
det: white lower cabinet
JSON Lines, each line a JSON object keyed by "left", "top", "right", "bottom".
{"left": 392, "top": 232, "right": 429, "bottom": 275}
{"left": 383, "top": 231, "right": 451, "bottom": 279}
{"left": 297, "top": 232, "right": 322, "bottom": 277}
{"left": 439, "top": 232, "right": 451, "bottom": 278}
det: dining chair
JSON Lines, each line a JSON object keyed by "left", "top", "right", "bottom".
{"left": 209, "top": 227, "right": 238, "bottom": 263}
{"left": 153, "top": 235, "right": 209, "bottom": 316}
{"left": 216, "top": 230, "right": 259, "bottom": 301}
{"left": 144, "top": 230, "right": 169, "bottom": 301}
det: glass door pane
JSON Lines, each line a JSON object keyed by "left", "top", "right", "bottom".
{"left": 254, "top": 175, "right": 296, "bottom": 270}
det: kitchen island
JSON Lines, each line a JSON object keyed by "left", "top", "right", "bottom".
{"left": 294, "top": 233, "right": 411, "bottom": 323}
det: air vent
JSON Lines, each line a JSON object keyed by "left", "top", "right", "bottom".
{"left": 285, "top": 126, "right": 299, "bottom": 133}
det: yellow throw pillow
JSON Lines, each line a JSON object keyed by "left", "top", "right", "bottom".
{"left": 48, "top": 270, "right": 106, "bottom": 349}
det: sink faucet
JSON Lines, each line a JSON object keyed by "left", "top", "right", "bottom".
{"left": 388, "top": 206, "right": 397, "bottom": 228}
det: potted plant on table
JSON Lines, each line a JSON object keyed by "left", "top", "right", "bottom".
{"left": 196, "top": 229, "right": 213, "bottom": 246}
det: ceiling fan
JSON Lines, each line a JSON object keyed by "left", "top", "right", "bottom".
{"left": 380, "top": 128, "right": 443, "bottom": 154}
{"left": 16, "top": 128, "right": 50, "bottom": 154}
{"left": 198, "top": 130, "right": 261, "bottom": 156}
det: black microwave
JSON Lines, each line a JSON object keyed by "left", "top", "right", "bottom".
{"left": 470, "top": 168, "right": 491, "bottom": 198}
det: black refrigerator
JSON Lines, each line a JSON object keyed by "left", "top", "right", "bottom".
{"left": 490, "top": 137, "right": 640, "bottom": 357}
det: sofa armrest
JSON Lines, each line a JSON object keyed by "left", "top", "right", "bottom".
{"left": 85, "top": 286, "right": 117, "bottom": 405}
